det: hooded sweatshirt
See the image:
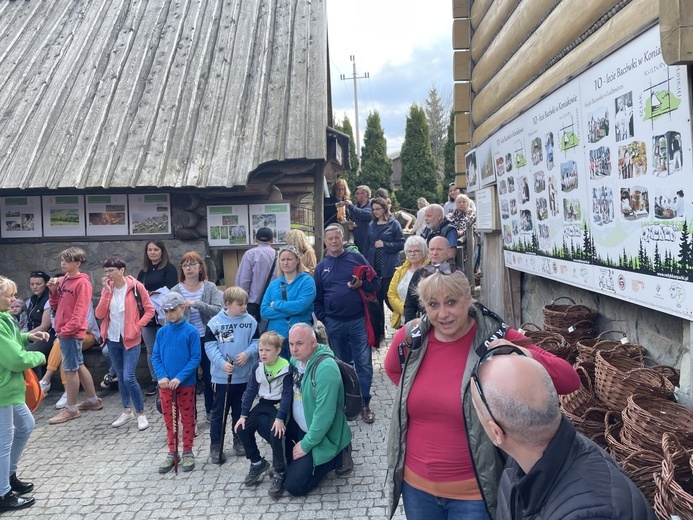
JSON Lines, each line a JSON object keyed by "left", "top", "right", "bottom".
{"left": 0, "top": 312, "right": 46, "bottom": 406}
{"left": 151, "top": 317, "right": 201, "bottom": 387}
{"left": 204, "top": 309, "right": 259, "bottom": 385}
{"left": 49, "top": 272, "right": 92, "bottom": 339}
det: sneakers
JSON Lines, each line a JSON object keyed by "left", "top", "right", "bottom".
{"left": 233, "top": 434, "right": 246, "bottom": 456}
{"left": 39, "top": 380, "right": 51, "bottom": 395}
{"left": 243, "top": 459, "right": 270, "bottom": 486}
{"left": 55, "top": 392, "right": 68, "bottom": 409}
{"left": 48, "top": 408, "right": 81, "bottom": 424}
{"left": 209, "top": 445, "right": 226, "bottom": 465}
{"left": 268, "top": 470, "right": 285, "bottom": 498}
{"left": 335, "top": 443, "right": 354, "bottom": 477}
{"left": 77, "top": 398, "right": 103, "bottom": 411}
{"left": 158, "top": 453, "right": 179, "bottom": 474}
{"left": 100, "top": 373, "right": 117, "bottom": 389}
{"left": 144, "top": 383, "right": 158, "bottom": 397}
{"left": 137, "top": 415, "right": 149, "bottom": 431}
{"left": 181, "top": 452, "right": 195, "bottom": 472}
{"left": 112, "top": 412, "right": 135, "bottom": 428}
{"left": 0, "top": 491, "right": 34, "bottom": 512}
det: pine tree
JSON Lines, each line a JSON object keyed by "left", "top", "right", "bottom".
{"left": 399, "top": 104, "right": 438, "bottom": 211}
{"left": 654, "top": 243, "right": 661, "bottom": 272}
{"left": 678, "top": 220, "right": 691, "bottom": 276}
{"left": 443, "top": 110, "right": 456, "bottom": 188}
{"left": 334, "top": 116, "right": 360, "bottom": 189}
{"left": 424, "top": 86, "right": 449, "bottom": 178}
{"left": 358, "top": 111, "right": 393, "bottom": 195}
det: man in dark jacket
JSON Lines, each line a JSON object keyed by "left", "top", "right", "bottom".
{"left": 470, "top": 349, "right": 655, "bottom": 520}
{"left": 422, "top": 204, "right": 457, "bottom": 259}
{"left": 346, "top": 185, "right": 373, "bottom": 257}
{"left": 314, "top": 225, "right": 380, "bottom": 424}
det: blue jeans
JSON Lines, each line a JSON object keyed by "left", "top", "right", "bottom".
{"left": 325, "top": 316, "right": 372, "bottom": 405}
{"left": 0, "top": 404, "right": 35, "bottom": 496}
{"left": 402, "top": 481, "right": 490, "bottom": 520}
{"left": 59, "top": 336, "right": 84, "bottom": 371}
{"left": 140, "top": 326, "right": 159, "bottom": 383}
{"left": 108, "top": 340, "right": 145, "bottom": 413}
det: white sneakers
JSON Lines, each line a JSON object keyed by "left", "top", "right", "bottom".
{"left": 55, "top": 392, "right": 68, "bottom": 409}
{"left": 137, "top": 415, "right": 149, "bottom": 431}
{"left": 112, "top": 412, "right": 135, "bottom": 428}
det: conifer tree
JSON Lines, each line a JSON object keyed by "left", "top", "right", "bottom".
{"left": 358, "top": 111, "right": 393, "bottom": 194}
{"left": 399, "top": 104, "right": 438, "bottom": 211}
{"left": 443, "top": 110, "right": 456, "bottom": 188}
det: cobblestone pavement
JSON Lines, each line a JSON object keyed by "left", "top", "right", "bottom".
{"left": 8, "top": 342, "right": 406, "bottom": 519}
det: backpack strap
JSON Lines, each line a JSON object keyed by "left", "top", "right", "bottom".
{"left": 310, "top": 353, "right": 330, "bottom": 400}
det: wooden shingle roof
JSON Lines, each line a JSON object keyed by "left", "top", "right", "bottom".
{"left": 0, "top": 0, "right": 328, "bottom": 191}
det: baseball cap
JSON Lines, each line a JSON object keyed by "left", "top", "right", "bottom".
{"left": 255, "top": 227, "right": 274, "bottom": 243}
{"left": 161, "top": 292, "right": 185, "bottom": 310}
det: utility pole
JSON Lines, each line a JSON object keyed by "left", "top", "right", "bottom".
{"left": 340, "top": 55, "right": 369, "bottom": 162}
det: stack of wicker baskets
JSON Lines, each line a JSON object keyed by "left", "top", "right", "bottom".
{"left": 542, "top": 296, "right": 599, "bottom": 345}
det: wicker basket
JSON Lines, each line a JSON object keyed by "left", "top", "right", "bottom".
{"left": 594, "top": 351, "right": 674, "bottom": 411}
{"left": 559, "top": 366, "right": 603, "bottom": 416}
{"left": 564, "top": 406, "right": 608, "bottom": 447}
{"left": 620, "top": 393, "right": 693, "bottom": 453}
{"left": 653, "top": 433, "right": 693, "bottom": 520}
{"left": 576, "top": 330, "right": 628, "bottom": 364}
{"left": 603, "top": 412, "right": 662, "bottom": 502}
{"left": 542, "top": 296, "right": 599, "bottom": 328}
{"left": 544, "top": 319, "right": 599, "bottom": 346}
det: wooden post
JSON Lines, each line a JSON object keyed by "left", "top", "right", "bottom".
{"left": 315, "top": 163, "right": 325, "bottom": 253}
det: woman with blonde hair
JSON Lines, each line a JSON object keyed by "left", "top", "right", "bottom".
{"left": 284, "top": 229, "right": 317, "bottom": 276}
{"left": 324, "top": 178, "right": 351, "bottom": 228}
{"left": 411, "top": 197, "right": 429, "bottom": 237}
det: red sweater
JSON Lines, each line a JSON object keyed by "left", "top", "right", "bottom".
{"left": 384, "top": 325, "right": 580, "bottom": 483}
{"left": 49, "top": 273, "right": 92, "bottom": 339}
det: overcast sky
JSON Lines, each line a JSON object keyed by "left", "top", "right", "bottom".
{"left": 327, "top": 1, "right": 453, "bottom": 155}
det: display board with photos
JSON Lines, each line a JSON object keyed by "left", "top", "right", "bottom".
{"left": 86, "top": 194, "right": 129, "bottom": 236}
{"left": 206, "top": 205, "right": 251, "bottom": 247}
{"left": 128, "top": 194, "right": 171, "bottom": 235}
{"left": 486, "top": 26, "right": 693, "bottom": 319}
{"left": 42, "top": 195, "right": 86, "bottom": 237}
{"left": 0, "top": 196, "right": 43, "bottom": 238}
{"left": 248, "top": 202, "right": 291, "bottom": 244}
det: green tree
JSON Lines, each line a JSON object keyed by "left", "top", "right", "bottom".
{"left": 424, "top": 85, "right": 449, "bottom": 179}
{"left": 399, "top": 104, "right": 438, "bottom": 211}
{"left": 443, "top": 110, "right": 456, "bottom": 188}
{"left": 678, "top": 220, "right": 691, "bottom": 276}
{"left": 334, "top": 115, "right": 360, "bottom": 188}
{"left": 358, "top": 111, "right": 393, "bottom": 194}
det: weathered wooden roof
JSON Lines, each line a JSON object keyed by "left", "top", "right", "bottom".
{"left": 0, "top": 0, "right": 328, "bottom": 191}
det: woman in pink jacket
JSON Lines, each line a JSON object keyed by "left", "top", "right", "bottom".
{"left": 96, "top": 258, "right": 155, "bottom": 431}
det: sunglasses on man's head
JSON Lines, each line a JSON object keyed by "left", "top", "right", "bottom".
{"left": 420, "top": 262, "right": 457, "bottom": 278}
{"left": 471, "top": 344, "right": 527, "bottom": 435}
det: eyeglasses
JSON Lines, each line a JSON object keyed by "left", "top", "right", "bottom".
{"left": 406, "top": 249, "right": 423, "bottom": 255}
{"left": 181, "top": 263, "right": 200, "bottom": 269}
{"left": 471, "top": 344, "right": 527, "bottom": 435}
{"left": 420, "top": 263, "right": 457, "bottom": 278}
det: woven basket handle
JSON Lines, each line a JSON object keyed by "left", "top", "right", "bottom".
{"left": 568, "top": 319, "right": 595, "bottom": 331}
{"left": 622, "top": 448, "right": 662, "bottom": 465}
{"left": 519, "top": 322, "right": 542, "bottom": 332}
{"left": 604, "top": 410, "right": 621, "bottom": 434}
{"left": 596, "top": 329, "right": 627, "bottom": 341}
{"left": 661, "top": 432, "right": 686, "bottom": 464}
{"left": 623, "top": 367, "right": 668, "bottom": 389}
{"left": 550, "top": 296, "right": 576, "bottom": 306}
{"left": 575, "top": 365, "right": 593, "bottom": 394}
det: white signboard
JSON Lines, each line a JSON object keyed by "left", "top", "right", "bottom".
{"left": 128, "top": 194, "right": 171, "bottom": 235}
{"left": 466, "top": 149, "right": 480, "bottom": 193}
{"left": 207, "top": 205, "right": 251, "bottom": 247}
{"left": 86, "top": 194, "right": 128, "bottom": 236}
{"left": 493, "top": 26, "right": 693, "bottom": 319}
{"left": 0, "top": 196, "right": 42, "bottom": 238}
{"left": 476, "top": 187, "right": 498, "bottom": 231}
{"left": 42, "top": 195, "right": 85, "bottom": 237}
{"left": 248, "top": 202, "right": 291, "bottom": 244}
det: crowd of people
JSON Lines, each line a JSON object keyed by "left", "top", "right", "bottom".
{"left": 0, "top": 178, "right": 657, "bottom": 518}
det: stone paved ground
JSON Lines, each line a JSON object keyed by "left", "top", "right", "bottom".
{"left": 7, "top": 341, "right": 406, "bottom": 520}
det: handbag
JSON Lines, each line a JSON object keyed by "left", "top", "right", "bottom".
{"left": 25, "top": 369, "right": 45, "bottom": 412}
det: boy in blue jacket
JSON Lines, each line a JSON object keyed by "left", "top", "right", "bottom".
{"left": 234, "top": 331, "right": 292, "bottom": 497}
{"left": 205, "top": 287, "right": 259, "bottom": 464}
{"left": 152, "top": 292, "right": 201, "bottom": 473}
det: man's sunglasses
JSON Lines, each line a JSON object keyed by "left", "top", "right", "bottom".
{"left": 471, "top": 344, "right": 527, "bottom": 435}
{"left": 420, "top": 262, "right": 457, "bottom": 278}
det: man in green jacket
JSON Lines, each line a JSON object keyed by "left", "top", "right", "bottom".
{"left": 283, "top": 323, "right": 352, "bottom": 496}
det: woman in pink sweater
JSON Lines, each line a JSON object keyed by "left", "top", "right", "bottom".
{"left": 96, "top": 258, "right": 155, "bottom": 431}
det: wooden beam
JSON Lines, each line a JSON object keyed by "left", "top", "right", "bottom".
{"left": 455, "top": 143, "right": 471, "bottom": 173}
{"left": 472, "top": 0, "right": 622, "bottom": 125}
{"left": 473, "top": 0, "right": 658, "bottom": 144}
{"left": 454, "top": 50, "right": 471, "bottom": 81}
{"left": 452, "top": 0, "right": 469, "bottom": 19}
{"left": 470, "top": 0, "right": 493, "bottom": 30}
{"left": 453, "top": 19, "right": 471, "bottom": 50}
{"left": 660, "top": 0, "right": 693, "bottom": 64}
{"left": 454, "top": 82, "right": 472, "bottom": 112}
{"left": 454, "top": 113, "right": 471, "bottom": 143}
{"left": 472, "top": 0, "right": 557, "bottom": 84}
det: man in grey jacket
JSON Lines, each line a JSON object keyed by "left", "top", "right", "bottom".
{"left": 470, "top": 348, "right": 655, "bottom": 520}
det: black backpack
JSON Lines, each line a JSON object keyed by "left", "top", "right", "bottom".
{"left": 310, "top": 354, "right": 362, "bottom": 421}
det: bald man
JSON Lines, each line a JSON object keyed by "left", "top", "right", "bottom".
{"left": 470, "top": 342, "right": 655, "bottom": 520}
